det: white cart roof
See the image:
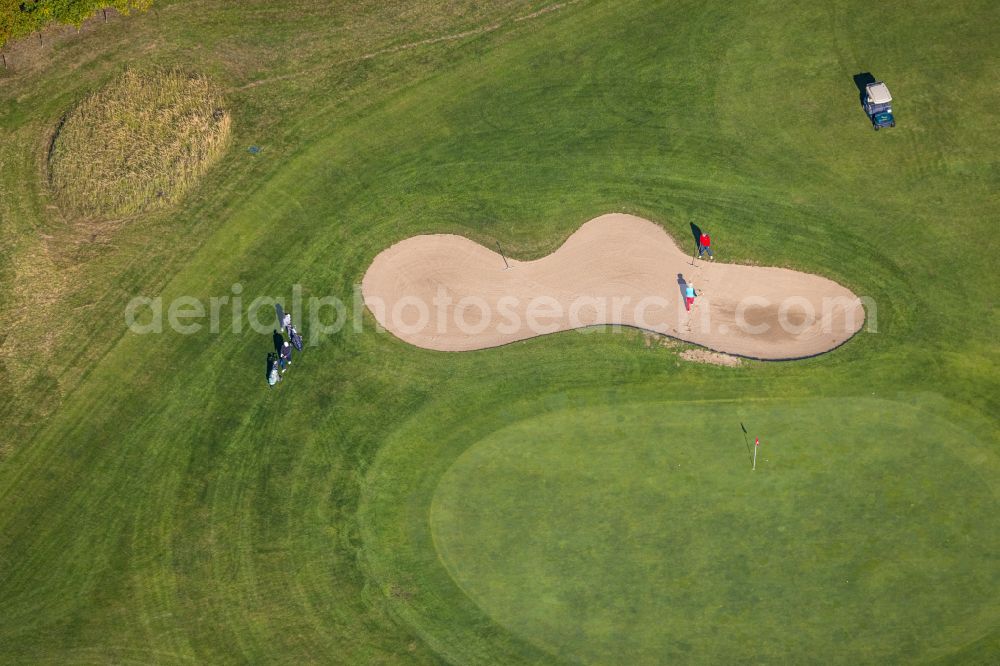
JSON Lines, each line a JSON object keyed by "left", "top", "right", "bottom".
{"left": 866, "top": 82, "right": 892, "bottom": 104}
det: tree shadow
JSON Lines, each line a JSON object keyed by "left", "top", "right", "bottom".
{"left": 272, "top": 329, "right": 285, "bottom": 354}
{"left": 852, "top": 72, "right": 876, "bottom": 107}
{"left": 689, "top": 222, "right": 703, "bottom": 252}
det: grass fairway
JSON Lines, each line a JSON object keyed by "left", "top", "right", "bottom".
{"left": 1, "top": 0, "right": 998, "bottom": 663}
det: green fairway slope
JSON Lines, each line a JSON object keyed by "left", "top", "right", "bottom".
{"left": 0, "top": 0, "right": 997, "bottom": 663}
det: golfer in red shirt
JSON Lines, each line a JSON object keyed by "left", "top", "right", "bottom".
{"left": 698, "top": 232, "right": 714, "bottom": 259}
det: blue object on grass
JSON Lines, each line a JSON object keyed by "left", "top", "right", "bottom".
{"left": 248, "top": 145, "right": 262, "bottom": 155}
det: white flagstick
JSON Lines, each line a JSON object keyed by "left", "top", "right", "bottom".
{"left": 752, "top": 437, "right": 759, "bottom": 471}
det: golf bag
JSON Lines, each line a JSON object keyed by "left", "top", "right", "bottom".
{"left": 267, "top": 353, "right": 280, "bottom": 386}
{"left": 287, "top": 325, "right": 303, "bottom": 351}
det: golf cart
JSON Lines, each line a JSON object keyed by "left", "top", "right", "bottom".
{"left": 863, "top": 81, "right": 895, "bottom": 130}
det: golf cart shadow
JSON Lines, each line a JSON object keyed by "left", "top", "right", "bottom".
{"left": 852, "top": 72, "right": 877, "bottom": 107}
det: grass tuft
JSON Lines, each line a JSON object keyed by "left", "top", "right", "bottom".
{"left": 47, "top": 67, "right": 230, "bottom": 219}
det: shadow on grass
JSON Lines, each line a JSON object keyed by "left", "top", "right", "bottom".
{"left": 689, "top": 221, "right": 702, "bottom": 253}
{"left": 740, "top": 422, "right": 752, "bottom": 464}
{"left": 852, "top": 72, "right": 876, "bottom": 107}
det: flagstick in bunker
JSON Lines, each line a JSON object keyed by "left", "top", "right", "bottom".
{"left": 752, "top": 437, "right": 760, "bottom": 470}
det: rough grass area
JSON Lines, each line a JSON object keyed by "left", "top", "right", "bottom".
{"left": 47, "top": 68, "right": 230, "bottom": 218}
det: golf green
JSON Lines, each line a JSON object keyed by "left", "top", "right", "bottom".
{"left": 364, "top": 397, "right": 998, "bottom": 663}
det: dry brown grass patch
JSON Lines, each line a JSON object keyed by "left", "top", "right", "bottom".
{"left": 47, "top": 67, "right": 230, "bottom": 219}
{"left": 679, "top": 349, "right": 742, "bottom": 367}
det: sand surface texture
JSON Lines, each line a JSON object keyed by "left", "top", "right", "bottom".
{"left": 362, "top": 214, "right": 864, "bottom": 359}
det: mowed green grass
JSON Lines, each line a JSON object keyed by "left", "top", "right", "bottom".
{"left": 359, "top": 366, "right": 999, "bottom": 664}
{"left": 402, "top": 397, "right": 996, "bottom": 663}
{"left": 0, "top": 0, "right": 998, "bottom": 663}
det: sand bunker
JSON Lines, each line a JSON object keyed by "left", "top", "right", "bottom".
{"left": 361, "top": 214, "right": 865, "bottom": 359}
